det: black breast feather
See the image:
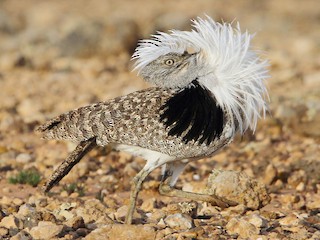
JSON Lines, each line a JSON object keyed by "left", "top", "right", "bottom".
{"left": 160, "top": 80, "right": 224, "bottom": 145}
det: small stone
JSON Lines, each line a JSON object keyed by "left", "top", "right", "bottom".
{"left": 164, "top": 213, "right": 193, "bottom": 230}
{"left": 41, "top": 211, "right": 57, "bottom": 222}
{"left": 147, "top": 209, "right": 166, "bottom": 223}
{"left": 140, "top": 198, "right": 156, "bottom": 212}
{"left": 296, "top": 182, "right": 306, "bottom": 192}
{"left": 226, "top": 217, "right": 260, "bottom": 238}
{"left": 1, "top": 196, "right": 12, "bottom": 205}
{"left": 16, "top": 153, "right": 33, "bottom": 163}
{"left": 274, "top": 179, "right": 284, "bottom": 189}
{"left": 197, "top": 202, "right": 220, "bottom": 217}
{"left": 69, "top": 192, "right": 79, "bottom": 198}
{"left": 18, "top": 204, "right": 36, "bottom": 217}
{"left": 76, "top": 199, "right": 113, "bottom": 225}
{"left": 157, "top": 218, "right": 166, "bottom": 229}
{"left": 29, "top": 221, "right": 64, "bottom": 239}
{"left": 311, "top": 231, "right": 320, "bottom": 240}
{"left": 114, "top": 205, "right": 141, "bottom": 223}
{"left": 76, "top": 227, "right": 90, "bottom": 237}
{"left": 10, "top": 230, "right": 32, "bottom": 240}
{"left": 306, "top": 194, "right": 320, "bottom": 210}
{"left": 13, "top": 198, "right": 24, "bottom": 206}
{"left": 60, "top": 202, "right": 77, "bottom": 210}
{"left": 221, "top": 204, "right": 247, "bottom": 218}
{"left": 60, "top": 191, "right": 68, "bottom": 197}
{"left": 59, "top": 209, "right": 74, "bottom": 221}
{"left": 0, "top": 215, "right": 19, "bottom": 229}
{"left": 84, "top": 224, "right": 156, "bottom": 240}
{"left": 287, "top": 170, "right": 307, "bottom": 188}
{"left": 35, "top": 198, "right": 48, "bottom": 208}
{"left": 263, "top": 164, "right": 277, "bottom": 185}
{"left": 279, "top": 214, "right": 300, "bottom": 226}
{"left": 246, "top": 214, "right": 268, "bottom": 228}
{"left": 0, "top": 227, "right": 8, "bottom": 237}
{"left": 65, "top": 216, "right": 85, "bottom": 229}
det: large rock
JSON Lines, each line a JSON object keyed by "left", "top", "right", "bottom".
{"left": 205, "top": 170, "right": 271, "bottom": 209}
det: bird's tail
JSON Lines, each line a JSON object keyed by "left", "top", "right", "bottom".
{"left": 35, "top": 106, "right": 96, "bottom": 143}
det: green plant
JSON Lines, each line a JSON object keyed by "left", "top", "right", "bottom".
{"left": 9, "top": 170, "right": 41, "bottom": 187}
{"left": 62, "top": 183, "right": 85, "bottom": 196}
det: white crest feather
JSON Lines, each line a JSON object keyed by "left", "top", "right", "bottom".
{"left": 132, "top": 16, "right": 269, "bottom": 135}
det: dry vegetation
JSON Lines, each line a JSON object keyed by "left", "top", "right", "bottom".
{"left": 0, "top": 0, "right": 319, "bottom": 239}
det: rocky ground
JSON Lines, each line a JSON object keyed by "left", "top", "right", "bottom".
{"left": 0, "top": 0, "right": 319, "bottom": 239}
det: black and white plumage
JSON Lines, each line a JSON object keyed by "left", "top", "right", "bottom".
{"left": 37, "top": 16, "right": 269, "bottom": 224}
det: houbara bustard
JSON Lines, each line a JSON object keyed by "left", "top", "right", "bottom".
{"left": 37, "top": 16, "right": 269, "bottom": 224}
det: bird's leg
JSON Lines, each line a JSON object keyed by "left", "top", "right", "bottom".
{"left": 43, "top": 138, "right": 97, "bottom": 193}
{"left": 159, "top": 164, "right": 236, "bottom": 208}
{"left": 125, "top": 168, "right": 150, "bottom": 224}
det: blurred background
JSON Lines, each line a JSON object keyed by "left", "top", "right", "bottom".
{"left": 0, "top": 0, "right": 319, "bottom": 238}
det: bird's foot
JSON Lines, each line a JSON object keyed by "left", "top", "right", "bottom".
{"left": 159, "top": 182, "right": 237, "bottom": 209}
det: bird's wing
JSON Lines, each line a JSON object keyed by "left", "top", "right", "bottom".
{"left": 36, "top": 87, "right": 175, "bottom": 145}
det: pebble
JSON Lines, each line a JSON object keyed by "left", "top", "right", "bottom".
{"left": 17, "top": 204, "right": 36, "bottom": 217}
{"left": 0, "top": 215, "right": 21, "bottom": 229}
{"left": 157, "top": 218, "right": 166, "bottom": 229}
{"left": 35, "top": 198, "right": 48, "bottom": 208}
{"left": 1, "top": 196, "right": 12, "bottom": 205}
{"left": 114, "top": 205, "right": 141, "bottom": 223}
{"left": 59, "top": 209, "right": 74, "bottom": 221}
{"left": 287, "top": 170, "right": 307, "bottom": 188}
{"left": 140, "top": 198, "right": 156, "bottom": 213}
{"left": 65, "top": 216, "right": 85, "bottom": 229}
{"left": 226, "top": 217, "right": 260, "bottom": 238}
{"left": 75, "top": 199, "right": 113, "bottom": 225}
{"left": 10, "top": 230, "right": 32, "bottom": 240}
{"left": 29, "top": 221, "right": 64, "bottom": 239}
{"left": 246, "top": 214, "right": 268, "bottom": 228}
{"left": 164, "top": 213, "right": 193, "bottom": 230}
{"left": 147, "top": 209, "right": 166, "bottom": 223}
{"left": 0, "top": 227, "right": 8, "bottom": 237}
{"left": 296, "top": 182, "right": 306, "bottom": 192}
{"left": 263, "top": 164, "right": 278, "bottom": 185}
{"left": 15, "top": 153, "right": 33, "bottom": 163}
{"left": 306, "top": 194, "right": 320, "bottom": 210}
{"left": 84, "top": 224, "right": 156, "bottom": 240}
{"left": 279, "top": 214, "right": 300, "bottom": 226}
{"left": 13, "top": 198, "right": 24, "bottom": 206}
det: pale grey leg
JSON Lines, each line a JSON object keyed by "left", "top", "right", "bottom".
{"left": 125, "top": 168, "right": 150, "bottom": 224}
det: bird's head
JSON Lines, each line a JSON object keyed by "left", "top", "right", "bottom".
{"left": 138, "top": 50, "right": 208, "bottom": 89}
{"left": 132, "top": 16, "right": 269, "bottom": 134}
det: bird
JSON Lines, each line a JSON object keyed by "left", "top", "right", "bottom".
{"left": 36, "top": 16, "right": 269, "bottom": 225}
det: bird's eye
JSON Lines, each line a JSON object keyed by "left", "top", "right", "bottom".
{"left": 165, "top": 59, "right": 175, "bottom": 66}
